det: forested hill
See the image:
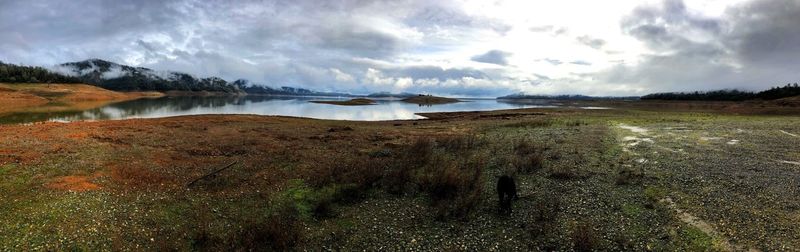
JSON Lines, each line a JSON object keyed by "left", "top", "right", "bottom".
{"left": 55, "top": 59, "right": 242, "bottom": 93}
{"left": 641, "top": 84, "right": 800, "bottom": 101}
{"left": 0, "top": 59, "right": 352, "bottom": 96}
{"left": 0, "top": 61, "right": 82, "bottom": 83}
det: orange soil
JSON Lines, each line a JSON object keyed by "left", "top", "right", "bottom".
{"left": 0, "top": 88, "right": 49, "bottom": 112}
{"left": 45, "top": 172, "right": 105, "bottom": 192}
{"left": 0, "top": 83, "right": 163, "bottom": 114}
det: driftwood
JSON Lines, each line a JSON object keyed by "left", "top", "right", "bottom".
{"left": 187, "top": 161, "right": 238, "bottom": 188}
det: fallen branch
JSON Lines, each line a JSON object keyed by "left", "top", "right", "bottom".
{"left": 187, "top": 161, "right": 238, "bottom": 188}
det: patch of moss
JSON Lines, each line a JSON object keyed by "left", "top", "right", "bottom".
{"left": 621, "top": 203, "right": 643, "bottom": 217}
{"left": 0, "top": 163, "right": 14, "bottom": 176}
{"left": 644, "top": 186, "right": 668, "bottom": 203}
{"left": 679, "top": 226, "right": 714, "bottom": 251}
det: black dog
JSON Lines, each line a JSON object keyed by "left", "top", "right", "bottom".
{"left": 497, "top": 175, "right": 518, "bottom": 215}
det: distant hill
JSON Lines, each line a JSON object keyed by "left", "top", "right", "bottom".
{"left": 54, "top": 59, "right": 242, "bottom": 93}
{"left": 640, "top": 84, "right": 800, "bottom": 101}
{"left": 231, "top": 79, "right": 352, "bottom": 97}
{"left": 366, "top": 92, "right": 416, "bottom": 98}
{"left": 0, "top": 61, "right": 82, "bottom": 84}
{"left": 1, "top": 59, "right": 359, "bottom": 96}
{"left": 498, "top": 93, "right": 639, "bottom": 100}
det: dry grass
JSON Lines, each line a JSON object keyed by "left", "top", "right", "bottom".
{"left": 240, "top": 207, "right": 303, "bottom": 251}
{"left": 110, "top": 165, "right": 173, "bottom": 189}
{"left": 527, "top": 191, "right": 562, "bottom": 238}
{"left": 548, "top": 166, "right": 583, "bottom": 180}
{"left": 572, "top": 221, "right": 599, "bottom": 252}
{"left": 615, "top": 166, "right": 644, "bottom": 185}
{"left": 502, "top": 118, "right": 553, "bottom": 128}
{"left": 512, "top": 140, "right": 545, "bottom": 174}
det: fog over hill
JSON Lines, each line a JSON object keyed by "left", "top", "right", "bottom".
{"left": 47, "top": 59, "right": 350, "bottom": 96}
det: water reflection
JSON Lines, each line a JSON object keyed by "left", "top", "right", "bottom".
{"left": 0, "top": 96, "right": 558, "bottom": 123}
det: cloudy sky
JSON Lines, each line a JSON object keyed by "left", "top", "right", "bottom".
{"left": 1, "top": 0, "right": 799, "bottom": 96}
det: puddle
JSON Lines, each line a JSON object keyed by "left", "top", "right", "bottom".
{"left": 726, "top": 139, "right": 740, "bottom": 145}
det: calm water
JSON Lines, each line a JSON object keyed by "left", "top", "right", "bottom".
{"left": 0, "top": 96, "right": 571, "bottom": 123}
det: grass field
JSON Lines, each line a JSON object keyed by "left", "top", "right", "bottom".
{"left": 0, "top": 105, "right": 798, "bottom": 250}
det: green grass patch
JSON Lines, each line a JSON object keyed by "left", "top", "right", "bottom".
{"left": 679, "top": 226, "right": 715, "bottom": 251}
{"left": 0, "top": 163, "right": 14, "bottom": 176}
{"left": 621, "top": 203, "right": 643, "bottom": 217}
{"left": 644, "top": 186, "right": 668, "bottom": 202}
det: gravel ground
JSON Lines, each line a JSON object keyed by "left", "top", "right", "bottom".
{"left": 614, "top": 116, "right": 800, "bottom": 251}
{"left": 1, "top": 109, "right": 798, "bottom": 250}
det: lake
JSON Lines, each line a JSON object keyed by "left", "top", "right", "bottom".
{"left": 0, "top": 96, "right": 586, "bottom": 124}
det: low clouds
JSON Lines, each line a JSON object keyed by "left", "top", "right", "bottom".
{"left": 541, "top": 58, "right": 563, "bottom": 65}
{"left": 576, "top": 36, "right": 606, "bottom": 49}
{"left": 1, "top": 0, "right": 799, "bottom": 96}
{"left": 529, "top": 25, "right": 568, "bottom": 36}
{"left": 570, "top": 61, "right": 592, "bottom": 66}
{"left": 471, "top": 50, "right": 512, "bottom": 66}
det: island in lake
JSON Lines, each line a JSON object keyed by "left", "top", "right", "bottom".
{"left": 309, "top": 98, "right": 377, "bottom": 106}
{"left": 401, "top": 94, "right": 461, "bottom": 105}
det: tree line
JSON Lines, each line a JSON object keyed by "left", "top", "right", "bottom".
{"left": 641, "top": 83, "right": 800, "bottom": 101}
{"left": 0, "top": 61, "right": 82, "bottom": 83}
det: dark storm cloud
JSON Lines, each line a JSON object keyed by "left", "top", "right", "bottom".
{"left": 595, "top": 0, "right": 800, "bottom": 92}
{"left": 725, "top": 0, "right": 800, "bottom": 66}
{"left": 0, "top": 0, "right": 185, "bottom": 65}
{"left": 621, "top": 0, "right": 722, "bottom": 51}
{"left": 405, "top": 3, "right": 511, "bottom": 35}
{"left": 0, "top": 0, "right": 182, "bottom": 42}
{"left": 471, "top": 50, "right": 512, "bottom": 65}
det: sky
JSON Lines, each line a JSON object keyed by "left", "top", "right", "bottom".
{"left": 1, "top": 0, "right": 799, "bottom": 97}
